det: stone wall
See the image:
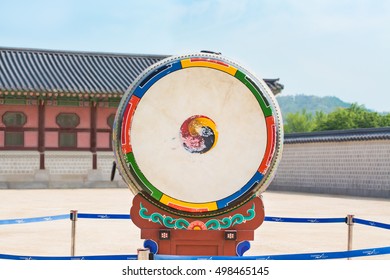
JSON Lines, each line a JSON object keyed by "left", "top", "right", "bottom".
{"left": 0, "top": 151, "right": 126, "bottom": 189}
{"left": 269, "top": 139, "right": 390, "bottom": 198}
{"left": 0, "top": 151, "right": 40, "bottom": 187}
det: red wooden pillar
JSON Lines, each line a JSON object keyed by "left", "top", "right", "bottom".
{"left": 38, "top": 99, "right": 45, "bottom": 169}
{"left": 90, "top": 101, "right": 97, "bottom": 169}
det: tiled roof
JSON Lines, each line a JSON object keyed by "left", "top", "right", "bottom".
{"left": 285, "top": 127, "right": 390, "bottom": 143}
{"left": 262, "top": 78, "right": 283, "bottom": 95}
{"left": 0, "top": 47, "right": 283, "bottom": 96}
{"left": 0, "top": 47, "right": 164, "bottom": 95}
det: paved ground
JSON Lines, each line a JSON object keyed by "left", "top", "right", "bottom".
{"left": 0, "top": 189, "right": 389, "bottom": 259}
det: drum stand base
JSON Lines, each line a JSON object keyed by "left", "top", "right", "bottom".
{"left": 130, "top": 194, "right": 265, "bottom": 256}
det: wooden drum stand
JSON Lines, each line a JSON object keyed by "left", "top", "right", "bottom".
{"left": 113, "top": 52, "right": 283, "bottom": 256}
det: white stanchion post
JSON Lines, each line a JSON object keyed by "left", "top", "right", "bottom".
{"left": 70, "top": 210, "right": 78, "bottom": 257}
{"left": 137, "top": 248, "right": 151, "bottom": 260}
{"left": 346, "top": 214, "right": 354, "bottom": 260}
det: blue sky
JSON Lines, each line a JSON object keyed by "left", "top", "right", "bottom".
{"left": 1, "top": 0, "right": 389, "bottom": 112}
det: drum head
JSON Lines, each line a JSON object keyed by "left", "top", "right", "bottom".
{"left": 113, "top": 53, "right": 283, "bottom": 217}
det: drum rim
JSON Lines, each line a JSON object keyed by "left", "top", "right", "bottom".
{"left": 113, "top": 52, "right": 283, "bottom": 217}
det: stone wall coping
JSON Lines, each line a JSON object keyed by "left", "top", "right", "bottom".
{"left": 285, "top": 127, "right": 390, "bottom": 144}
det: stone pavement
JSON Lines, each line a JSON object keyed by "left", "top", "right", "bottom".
{"left": 0, "top": 189, "right": 389, "bottom": 259}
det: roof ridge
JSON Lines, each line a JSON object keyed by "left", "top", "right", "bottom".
{"left": 285, "top": 126, "right": 390, "bottom": 138}
{"left": 0, "top": 46, "right": 169, "bottom": 60}
{"left": 285, "top": 127, "right": 390, "bottom": 143}
{"left": 0, "top": 47, "right": 284, "bottom": 96}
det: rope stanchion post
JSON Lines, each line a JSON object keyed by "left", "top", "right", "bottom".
{"left": 346, "top": 214, "right": 354, "bottom": 260}
{"left": 137, "top": 248, "right": 151, "bottom": 260}
{"left": 70, "top": 210, "right": 78, "bottom": 257}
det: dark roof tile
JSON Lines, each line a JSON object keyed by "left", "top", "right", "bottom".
{"left": 0, "top": 47, "right": 283, "bottom": 96}
{"left": 285, "top": 127, "right": 390, "bottom": 143}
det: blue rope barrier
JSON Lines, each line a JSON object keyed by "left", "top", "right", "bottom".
{"left": 77, "top": 213, "right": 131, "bottom": 220}
{"left": 1, "top": 213, "right": 389, "bottom": 261}
{"left": 0, "top": 254, "right": 137, "bottom": 260}
{"left": 2, "top": 246, "right": 390, "bottom": 260}
{"left": 154, "top": 246, "right": 390, "bottom": 260}
{"left": 353, "top": 218, "right": 390, "bottom": 230}
{"left": 0, "top": 214, "right": 70, "bottom": 225}
{"left": 1, "top": 213, "right": 389, "bottom": 233}
{"left": 264, "top": 216, "right": 346, "bottom": 223}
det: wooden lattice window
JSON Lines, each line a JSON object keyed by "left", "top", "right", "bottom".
{"left": 56, "top": 113, "right": 79, "bottom": 148}
{"left": 3, "top": 111, "right": 27, "bottom": 127}
{"left": 56, "top": 113, "right": 80, "bottom": 128}
{"left": 2, "top": 112, "right": 26, "bottom": 147}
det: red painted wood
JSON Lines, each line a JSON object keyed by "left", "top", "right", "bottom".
{"left": 130, "top": 194, "right": 264, "bottom": 256}
{"left": 38, "top": 100, "right": 45, "bottom": 169}
{"left": 90, "top": 103, "right": 97, "bottom": 169}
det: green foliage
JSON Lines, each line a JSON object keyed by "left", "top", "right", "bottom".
{"left": 283, "top": 103, "right": 390, "bottom": 133}
{"left": 284, "top": 110, "right": 314, "bottom": 133}
{"left": 379, "top": 114, "right": 390, "bottom": 127}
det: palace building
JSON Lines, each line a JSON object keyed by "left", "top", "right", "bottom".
{"left": 0, "top": 47, "right": 283, "bottom": 188}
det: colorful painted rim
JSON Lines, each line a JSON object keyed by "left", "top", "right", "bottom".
{"left": 113, "top": 53, "right": 283, "bottom": 216}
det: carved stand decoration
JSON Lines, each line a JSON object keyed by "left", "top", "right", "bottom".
{"left": 131, "top": 194, "right": 265, "bottom": 256}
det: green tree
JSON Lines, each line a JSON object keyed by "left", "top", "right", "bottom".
{"left": 315, "top": 107, "right": 355, "bottom": 131}
{"left": 348, "top": 103, "right": 380, "bottom": 128}
{"left": 282, "top": 103, "right": 390, "bottom": 133}
{"left": 379, "top": 114, "right": 390, "bottom": 127}
{"left": 284, "top": 109, "right": 314, "bottom": 133}
{"left": 320, "top": 103, "right": 383, "bottom": 130}
{"left": 312, "top": 111, "right": 327, "bottom": 131}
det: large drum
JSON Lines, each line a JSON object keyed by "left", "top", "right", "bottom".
{"left": 113, "top": 52, "right": 283, "bottom": 217}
